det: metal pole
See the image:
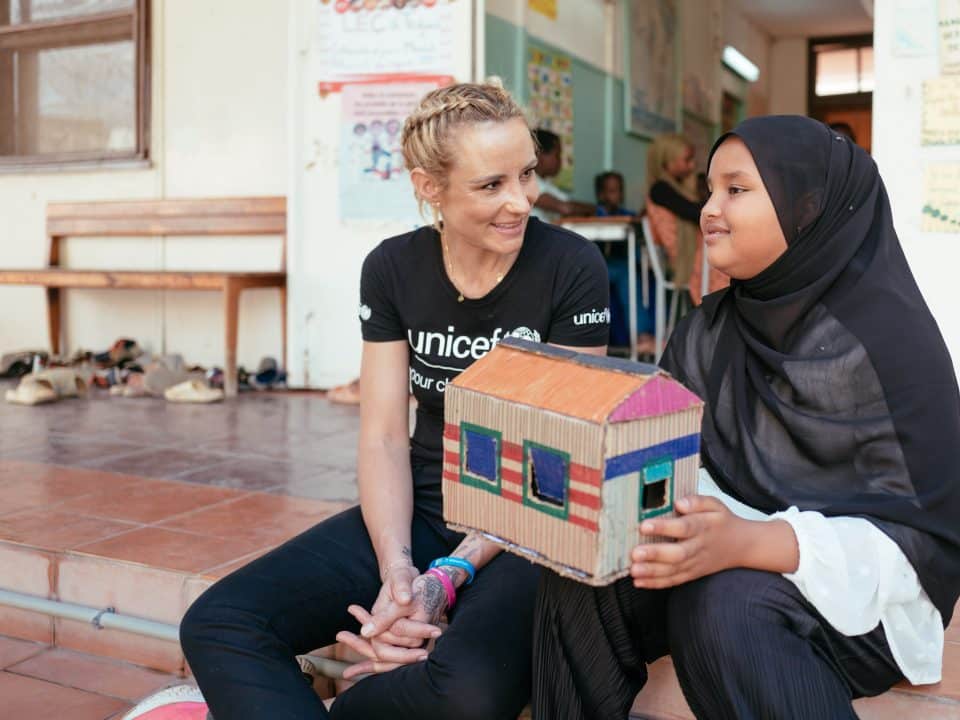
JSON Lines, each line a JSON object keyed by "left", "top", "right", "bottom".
{"left": 0, "top": 588, "right": 352, "bottom": 679}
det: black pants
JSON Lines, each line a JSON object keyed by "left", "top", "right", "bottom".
{"left": 181, "top": 476, "right": 540, "bottom": 720}
{"left": 532, "top": 568, "right": 904, "bottom": 720}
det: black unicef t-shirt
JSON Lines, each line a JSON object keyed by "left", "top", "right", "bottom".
{"left": 359, "top": 217, "right": 610, "bottom": 473}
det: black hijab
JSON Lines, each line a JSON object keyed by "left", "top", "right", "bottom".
{"left": 661, "top": 115, "right": 960, "bottom": 623}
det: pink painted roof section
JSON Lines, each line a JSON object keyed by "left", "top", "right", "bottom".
{"left": 608, "top": 374, "right": 703, "bottom": 423}
{"left": 451, "top": 340, "right": 701, "bottom": 424}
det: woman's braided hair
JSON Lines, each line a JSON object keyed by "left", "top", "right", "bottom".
{"left": 401, "top": 79, "right": 528, "bottom": 223}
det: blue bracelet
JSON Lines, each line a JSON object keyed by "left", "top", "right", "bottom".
{"left": 429, "top": 556, "right": 476, "bottom": 584}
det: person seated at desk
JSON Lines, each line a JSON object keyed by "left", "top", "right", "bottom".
{"left": 530, "top": 129, "right": 596, "bottom": 222}
{"left": 646, "top": 133, "right": 728, "bottom": 305}
{"left": 594, "top": 171, "right": 656, "bottom": 356}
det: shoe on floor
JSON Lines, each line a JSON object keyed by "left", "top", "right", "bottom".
{"left": 121, "top": 684, "right": 209, "bottom": 720}
{"left": 164, "top": 379, "right": 224, "bottom": 403}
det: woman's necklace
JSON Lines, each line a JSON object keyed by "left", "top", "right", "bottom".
{"left": 442, "top": 234, "right": 508, "bottom": 303}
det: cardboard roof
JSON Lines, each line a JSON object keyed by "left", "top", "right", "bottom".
{"left": 450, "top": 337, "right": 702, "bottom": 424}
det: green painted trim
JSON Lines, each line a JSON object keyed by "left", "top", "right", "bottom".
{"left": 639, "top": 456, "right": 675, "bottom": 520}
{"left": 514, "top": 18, "right": 527, "bottom": 104}
{"left": 460, "top": 422, "right": 502, "bottom": 496}
{"left": 522, "top": 440, "right": 570, "bottom": 520}
{"left": 604, "top": 74, "right": 615, "bottom": 168}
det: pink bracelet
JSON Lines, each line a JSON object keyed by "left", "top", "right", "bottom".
{"left": 425, "top": 567, "right": 456, "bottom": 611}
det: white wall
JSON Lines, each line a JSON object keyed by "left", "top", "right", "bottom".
{"left": 0, "top": 0, "right": 287, "bottom": 369}
{"left": 723, "top": 0, "right": 772, "bottom": 115}
{"left": 873, "top": 0, "right": 960, "bottom": 373}
{"left": 769, "top": 38, "right": 808, "bottom": 115}
{"left": 285, "top": 0, "right": 477, "bottom": 388}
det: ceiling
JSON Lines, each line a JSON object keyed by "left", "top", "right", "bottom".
{"left": 735, "top": 0, "right": 874, "bottom": 38}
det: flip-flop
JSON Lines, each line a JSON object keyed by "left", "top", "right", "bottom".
{"left": 33, "top": 368, "right": 89, "bottom": 398}
{"left": 5, "top": 376, "right": 57, "bottom": 406}
{"left": 164, "top": 380, "right": 224, "bottom": 404}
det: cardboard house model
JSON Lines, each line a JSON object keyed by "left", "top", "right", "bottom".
{"left": 442, "top": 337, "right": 704, "bottom": 585}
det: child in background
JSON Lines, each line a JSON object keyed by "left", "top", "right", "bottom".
{"left": 594, "top": 171, "right": 655, "bottom": 355}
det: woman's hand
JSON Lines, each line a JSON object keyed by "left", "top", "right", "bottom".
{"left": 337, "top": 570, "right": 447, "bottom": 679}
{"left": 630, "top": 495, "right": 799, "bottom": 589}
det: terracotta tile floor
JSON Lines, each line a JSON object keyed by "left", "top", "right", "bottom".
{"left": 0, "top": 384, "right": 359, "bottom": 713}
{"left": 0, "top": 634, "right": 180, "bottom": 719}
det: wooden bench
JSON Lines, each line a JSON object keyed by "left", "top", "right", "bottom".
{"left": 0, "top": 196, "right": 286, "bottom": 397}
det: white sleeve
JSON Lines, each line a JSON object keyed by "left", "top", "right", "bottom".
{"left": 772, "top": 507, "right": 944, "bottom": 685}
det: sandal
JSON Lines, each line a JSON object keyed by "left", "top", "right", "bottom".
{"left": 164, "top": 380, "right": 224, "bottom": 404}
{"left": 327, "top": 378, "right": 360, "bottom": 405}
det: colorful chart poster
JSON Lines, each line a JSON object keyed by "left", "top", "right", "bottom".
{"left": 527, "top": 47, "right": 574, "bottom": 191}
{"left": 339, "top": 81, "right": 438, "bottom": 221}
{"left": 922, "top": 165, "right": 960, "bottom": 231}
{"left": 922, "top": 76, "right": 960, "bottom": 144}
{"left": 941, "top": 0, "right": 960, "bottom": 73}
{"left": 529, "top": 0, "right": 557, "bottom": 20}
{"left": 316, "top": 0, "right": 456, "bottom": 90}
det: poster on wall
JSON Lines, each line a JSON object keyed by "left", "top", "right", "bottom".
{"left": 893, "top": 0, "right": 938, "bottom": 56}
{"left": 941, "top": 0, "right": 960, "bottom": 73}
{"left": 339, "top": 80, "right": 440, "bottom": 222}
{"left": 528, "top": 0, "right": 557, "bottom": 21}
{"left": 316, "top": 0, "right": 457, "bottom": 91}
{"left": 921, "top": 75, "right": 960, "bottom": 144}
{"left": 527, "top": 47, "right": 575, "bottom": 191}
{"left": 624, "top": 0, "right": 679, "bottom": 138}
{"left": 922, "top": 165, "right": 960, "bottom": 231}
{"left": 681, "top": 0, "right": 721, "bottom": 124}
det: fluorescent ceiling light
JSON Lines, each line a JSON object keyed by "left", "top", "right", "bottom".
{"left": 723, "top": 45, "right": 760, "bottom": 83}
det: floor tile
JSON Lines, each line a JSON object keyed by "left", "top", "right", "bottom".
{"left": 80, "top": 448, "right": 228, "bottom": 480}
{"left": 57, "top": 479, "right": 241, "bottom": 524}
{"left": 54, "top": 618, "right": 184, "bottom": 675}
{"left": 58, "top": 554, "right": 196, "bottom": 625}
{"left": 8, "top": 647, "right": 177, "bottom": 702}
{"left": 0, "top": 635, "right": 46, "bottom": 669}
{"left": 157, "top": 493, "right": 347, "bottom": 545}
{"left": 72, "top": 526, "right": 265, "bottom": 574}
{"left": 0, "top": 463, "right": 142, "bottom": 517}
{"left": 0, "top": 509, "right": 139, "bottom": 551}
{"left": 2, "top": 438, "right": 146, "bottom": 468}
{"left": 174, "top": 457, "right": 311, "bottom": 491}
{"left": 0, "top": 670, "right": 129, "bottom": 719}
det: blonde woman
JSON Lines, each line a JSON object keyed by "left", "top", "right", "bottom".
{"left": 645, "top": 133, "right": 728, "bottom": 305}
{"left": 127, "top": 82, "right": 609, "bottom": 720}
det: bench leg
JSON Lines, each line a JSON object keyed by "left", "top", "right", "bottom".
{"left": 224, "top": 280, "right": 241, "bottom": 398}
{"left": 280, "top": 284, "right": 288, "bottom": 374}
{"left": 46, "top": 287, "right": 62, "bottom": 356}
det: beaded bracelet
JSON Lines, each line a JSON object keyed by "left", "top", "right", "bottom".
{"left": 425, "top": 568, "right": 457, "bottom": 611}
{"left": 428, "top": 556, "right": 476, "bottom": 584}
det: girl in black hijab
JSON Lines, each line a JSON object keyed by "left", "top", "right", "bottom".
{"left": 531, "top": 115, "right": 960, "bottom": 720}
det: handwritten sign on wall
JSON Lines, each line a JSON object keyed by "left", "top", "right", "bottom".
{"left": 922, "top": 75, "right": 960, "bottom": 144}
{"left": 922, "top": 164, "right": 960, "bottom": 232}
{"left": 316, "top": 0, "right": 456, "bottom": 89}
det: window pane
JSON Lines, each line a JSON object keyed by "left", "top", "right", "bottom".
{"left": 6, "top": 0, "right": 133, "bottom": 25}
{"left": 815, "top": 48, "right": 859, "bottom": 96}
{"left": 859, "top": 46, "right": 874, "bottom": 93}
{"left": 530, "top": 446, "right": 567, "bottom": 506}
{"left": 5, "top": 39, "right": 135, "bottom": 156}
{"left": 464, "top": 429, "right": 498, "bottom": 481}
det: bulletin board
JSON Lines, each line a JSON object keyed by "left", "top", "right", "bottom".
{"left": 527, "top": 46, "right": 575, "bottom": 191}
{"left": 624, "top": 0, "right": 681, "bottom": 138}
